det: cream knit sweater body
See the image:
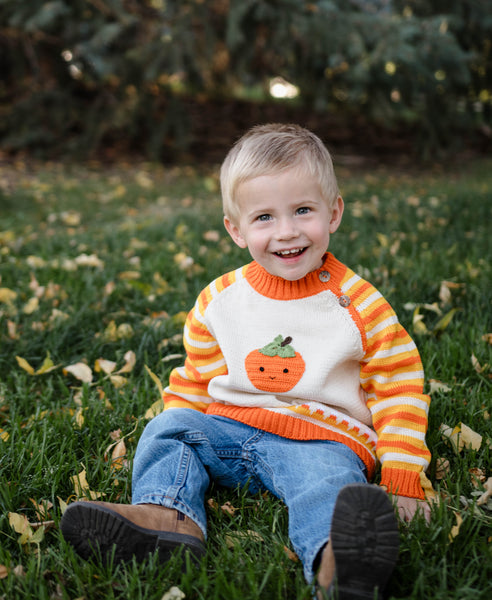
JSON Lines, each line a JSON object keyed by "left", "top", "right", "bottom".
{"left": 163, "top": 253, "right": 431, "bottom": 499}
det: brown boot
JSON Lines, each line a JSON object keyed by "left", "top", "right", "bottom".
{"left": 317, "top": 484, "right": 399, "bottom": 599}
{"left": 61, "top": 501, "right": 205, "bottom": 566}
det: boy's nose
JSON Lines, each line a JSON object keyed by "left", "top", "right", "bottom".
{"left": 275, "top": 218, "right": 299, "bottom": 240}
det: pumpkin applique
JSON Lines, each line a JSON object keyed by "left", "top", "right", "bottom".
{"left": 245, "top": 335, "right": 305, "bottom": 393}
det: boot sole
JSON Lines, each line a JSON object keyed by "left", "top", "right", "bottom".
{"left": 329, "top": 484, "right": 400, "bottom": 599}
{"left": 60, "top": 502, "right": 205, "bottom": 566}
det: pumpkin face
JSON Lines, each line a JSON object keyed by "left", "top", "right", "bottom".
{"left": 245, "top": 335, "right": 305, "bottom": 393}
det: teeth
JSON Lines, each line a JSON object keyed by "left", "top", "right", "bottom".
{"left": 278, "top": 248, "right": 303, "bottom": 256}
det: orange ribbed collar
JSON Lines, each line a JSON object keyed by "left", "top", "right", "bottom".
{"left": 244, "top": 252, "right": 347, "bottom": 300}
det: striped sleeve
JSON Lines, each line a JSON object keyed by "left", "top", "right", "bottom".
{"left": 163, "top": 270, "right": 240, "bottom": 411}
{"left": 342, "top": 272, "right": 431, "bottom": 499}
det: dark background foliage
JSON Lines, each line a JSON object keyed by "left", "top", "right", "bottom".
{"left": 1, "top": 0, "right": 491, "bottom": 161}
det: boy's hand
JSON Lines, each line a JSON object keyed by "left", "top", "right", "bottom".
{"left": 393, "top": 494, "right": 431, "bottom": 523}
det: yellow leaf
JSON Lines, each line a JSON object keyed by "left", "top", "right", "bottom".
{"left": 23, "top": 297, "right": 39, "bottom": 315}
{"left": 144, "top": 399, "right": 164, "bottom": 420}
{"left": 71, "top": 467, "right": 104, "bottom": 500}
{"left": 460, "top": 423, "right": 482, "bottom": 450}
{"left": 63, "top": 362, "right": 93, "bottom": 384}
{"left": 429, "top": 380, "right": 452, "bottom": 394}
{"left": 449, "top": 513, "right": 463, "bottom": 543}
{"left": 15, "top": 356, "right": 35, "bottom": 375}
{"left": 0, "top": 287, "right": 17, "bottom": 303}
{"left": 412, "top": 307, "right": 429, "bottom": 335}
{"left": 0, "top": 428, "right": 9, "bottom": 442}
{"left": 171, "top": 311, "right": 188, "bottom": 328}
{"left": 161, "top": 586, "right": 185, "bottom": 600}
{"left": 94, "top": 358, "right": 117, "bottom": 375}
{"left": 110, "top": 439, "right": 127, "bottom": 470}
{"left": 419, "top": 471, "right": 438, "bottom": 503}
{"left": 57, "top": 496, "right": 68, "bottom": 515}
{"left": 35, "top": 352, "right": 60, "bottom": 375}
{"left": 74, "top": 407, "right": 85, "bottom": 428}
{"left": 109, "top": 375, "right": 127, "bottom": 388}
{"left": 477, "top": 477, "right": 492, "bottom": 506}
{"left": 115, "top": 350, "right": 136, "bottom": 374}
{"left": 8, "top": 512, "right": 29, "bottom": 536}
{"left": 433, "top": 308, "right": 459, "bottom": 333}
{"left": 144, "top": 365, "right": 164, "bottom": 397}
{"left": 440, "top": 423, "right": 463, "bottom": 453}
{"left": 376, "top": 232, "right": 389, "bottom": 247}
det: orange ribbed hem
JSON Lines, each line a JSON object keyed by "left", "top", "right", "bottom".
{"left": 207, "top": 402, "right": 376, "bottom": 479}
{"left": 380, "top": 466, "right": 425, "bottom": 499}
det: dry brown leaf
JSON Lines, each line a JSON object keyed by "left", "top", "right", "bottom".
{"left": 207, "top": 498, "right": 219, "bottom": 511}
{"left": 477, "top": 477, "right": 492, "bottom": 506}
{"left": 482, "top": 333, "right": 492, "bottom": 345}
{"left": 435, "top": 457, "right": 450, "bottom": 480}
{"left": 0, "top": 565, "right": 9, "bottom": 579}
{"left": 283, "top": 545, "right": 299, "bottom": 562}
{"left": 221, "top": 501, "right": 237, "bottom": 516}
{"left": 469, "top": 468, "right": 486, "bottom": 487}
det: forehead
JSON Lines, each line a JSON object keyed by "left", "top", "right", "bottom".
{"left": 236, "top": 168, "right": 323, "bottom": 205}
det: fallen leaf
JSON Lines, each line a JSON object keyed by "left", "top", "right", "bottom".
{"left": 109, "top": 439, "right": 127, "bottom": 470}
{"left": 221, "top": 501, "right": 237, "bottom": 516}
{"left": 469, "top": 468, "right": 486, "bottom": 487}
{"left": 0, "top": 287, "right": 17, "bottom": 304}
{"left": 161, "top": 586, "right": 185, "bottom": 600}
{"left": 435, "top": 457, "right": 450, "bottom": 480}
{"left": 482, "top": 333, "right": 492, "bottom": 345}
{"left": 429, "top": 380, "right": 452, "bottom": 394}
{"left": 0, "top": 565, "right": 8, "bottom": 579}
{"left": 115, "top": 350, "right": 136, "bottom": 374}
{"left": 283, "top": 545, "right": 299, "bottom": 562}
{"left": 477, "top": 477, "right": 492, "bottom": 506}
{"left": 70, "top": 467, "right": 105, "bottom": 500}
{"left": 144, "top": 365, "right": 164, "bottom": 398}
{"left": 15, "top": 356, "right": 35, "bottom": 375}
{"left": 419, "top": 471, "right": 438, "bottom": 502}
{"left": 74, "top": 253, "right": 104, "bottom": 268}
{"left": 63, "top": 362, "right": 93, "bottom": 384}
{"left": 433, "top": 308, "right": 459, "bottom": 333}
{"left": 94, "top": 358, "right": 117, "bottom": 375}
{"left": 460, "top": 423, "right": 482, "bottom": 450}
{"left": 448, "top": 512, "right": 463, "bottom": 542}
{"left": 23, "top": 297, "right": 39, "bottom": 314}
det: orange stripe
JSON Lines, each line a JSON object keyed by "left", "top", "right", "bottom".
{"left": 373, "top": 411, "right": 428, "bottom": 430}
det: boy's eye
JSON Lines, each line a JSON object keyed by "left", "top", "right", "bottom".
{"left": 257, "top": 214, "right": 272, "bottom": 222}
{"left": 296, "top": 207, "right": 311, "bottom": 215}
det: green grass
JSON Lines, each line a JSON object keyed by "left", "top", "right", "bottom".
{"left": 0, "top": 157, "right": 491, "bottom": 599}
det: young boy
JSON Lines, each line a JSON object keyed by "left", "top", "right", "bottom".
{"left": 61, "top": 124, "right": 432, "bottom": 598}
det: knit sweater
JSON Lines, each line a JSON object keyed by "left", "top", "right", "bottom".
{"left": 163, "top": 252, "right": 431, "bottom": 499}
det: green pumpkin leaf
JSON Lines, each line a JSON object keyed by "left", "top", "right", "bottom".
{"left": 259, "top": 335, "right": 296, "bottom": 358}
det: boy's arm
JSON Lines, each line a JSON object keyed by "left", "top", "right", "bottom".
{"left": 359, "top": 298, "right": 431, "bottom": 501}
{"left": 163, "top": 296, "right": 227, "bottom": 412}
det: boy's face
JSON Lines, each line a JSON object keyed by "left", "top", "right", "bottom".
{"left": 224, "top": 168, "right": 344, "bottom": 281}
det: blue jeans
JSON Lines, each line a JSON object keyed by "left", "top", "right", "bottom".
{"left": 132, "top": 408, "right": 367, "bottom": 582}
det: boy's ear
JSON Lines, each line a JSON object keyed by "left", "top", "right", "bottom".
{"left": 224, "top": 216, "right": 247, "bottom": 248}
{"left": 328, "top": 196, "right": 344, "bottom": 234}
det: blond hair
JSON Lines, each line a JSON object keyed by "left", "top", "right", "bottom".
{"left": 220, "top": 123, "right": 339, "bottom": 224}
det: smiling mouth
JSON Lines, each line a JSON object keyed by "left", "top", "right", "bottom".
{"left": 275, "top": 248, "right": 306, "bottom": 258}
